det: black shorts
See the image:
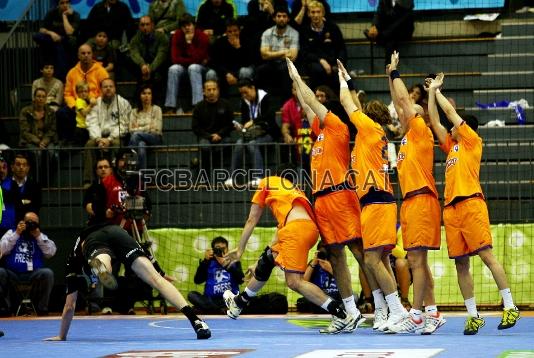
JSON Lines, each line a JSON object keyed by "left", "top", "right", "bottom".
{"left": 82, "top": 225, "right": 145, "bottom": 269}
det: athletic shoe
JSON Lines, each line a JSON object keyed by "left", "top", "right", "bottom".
{"left": 223, "top": 290, "right": 242, "bottom": 319}
{"left": 383, "top": 311, "right": 410, "bottom": 333}
{"left": 373, "top": 307, "right": 388, "bottom": 331}
{"left": 89, "top": 258, "right": 117, "bottom": 290}
{"left": 193, "top": 320, "right": 211, "bottom": 339}
{"left": 343, "top": 313, "right": 366, "bottom": 333}
{"left": 498, "top": 307, "right": 520, "bottom": 330}
{"left": 319, "top": 313, "right": 357, "bottom": 334}
{"left": 388, "top": 315, "right": 424, "bottom": 334}
{"left": 463, "top": 315, "right": 485, "bottom": 335}
{"left": 421, "top": 312, "right": 446, "bottom": 335}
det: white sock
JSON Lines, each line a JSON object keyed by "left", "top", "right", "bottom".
{"left": 409, "top": 308, "right": 423, "bottom": 322}
{"left": 244, "top": 287, "right": 258, "bottom": 297}
{"left": 465, "top": 297, "right": 478, "bottom": 317}
{"left": 425, "top": 305, "right": 438, "bottom": 315}
{"left": 385, "top": 291, "right": 406, "bottom": 315}
{"left": 342, "top": 295, "right": 360, "bottom": 315}
{"left": 320, "top": 297, "right": 333, "bottom": 311}
{"left": 500, "top": 288, "right": 515, "bottom": 309}
{"left": 372, "top": 289, "right": 388, "bottom": 309}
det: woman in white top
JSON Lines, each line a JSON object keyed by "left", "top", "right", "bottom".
{"left": 128, "top": 85, "right": 163, "bottom": 170}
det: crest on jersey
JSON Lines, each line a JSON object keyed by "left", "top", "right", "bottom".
{"left": 401, "top": 137, "right": 408, "bottom": 145}
{"left": 317, "top": 133, "right": 324, "bottom": 141}
{"left": 453, "top": 144, "right": 459, "bottom": 152}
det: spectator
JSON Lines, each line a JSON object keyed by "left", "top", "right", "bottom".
{"left": 128, "top": 85, "right": 163, "bottom": 171}
{"left": 0, "top": 157, "right": 9, "bottom": 183}
{"left": 296, "top": 241, "right": 340, "bottom": 313}
{"left": 164, "top": 13, "right": 217, "bottom": 115}
{"left": 364, "top": 0, "right": 415, "bottom": 65}
{"left": 83, "top": 78, "right": 131, "bottom": 187}
{"left": 0, "top": 212, "right": 55, "bottom": 316}
{"left": 0, "top": 154, "right": 42, "bottom": 236}
{"left": 73, "top": 81, "right": 96, "bottom": 146}
{"left": 209, "top": 19, "right": 255, "bottom": 95}
{"left": 225, "top": 78, "right": 278, "bottom": 186}
{"left": 128, "top": 16, "right": 169, "bottom": 102}
{"left": 90, "top": 31, "right": 116, "bottom": 79}
{"left": 291, "top": 0, "right": 331, "bottom": 27}
{"left": 85, "top": 0, "right": 135, "bottom": 48}
{"left": 148, "top": 0, "right": 187, "bottom": 37}
{"left": 299, "top": 1, "right": 347, "bottom": 90}
{"left": 33, "top": 0, "right": 80, "bottom": 80}
{"left": 192, "top": 80, "right": 234, "bottom": 171}
{"left": 196, "top": 0, "right": 235, "bottom": 41}
{"left": 256, "top": 6, "right": 299, "bottom": 101}
{"left": 18, "top": 88, "right": 59, "bottom": 186}
{"left": 57, "top": 44, "right": 109, "bottom": 144}
{"left": 187, "top": 236, "right": 244, "bottom": 314}
{"left": 31, "top": 63, "right": 64, "bottom": 112}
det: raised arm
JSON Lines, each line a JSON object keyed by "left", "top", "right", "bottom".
{"left": 44, "top": 291, "right": 77, "bottom": 341}
{"left": 336, "top": 59, "right": 360, "bottom": 115}
{"left": 286, "top": 58, "right": 328, "bottom": 126}
{"left": 388, "top": 51, "right": 416, "bottom": 130}
{"left": 425, "top": 74, "right": 448, "bottom": 145}
{"left": 224, "top": 203, "right": 265, "bottom": 266}
{"left": 435, "top": 88, "right": 463, "bottom": 128}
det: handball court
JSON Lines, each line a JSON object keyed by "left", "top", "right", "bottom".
{"left": 1, "top": 312, "right": 533, "bottom": 357}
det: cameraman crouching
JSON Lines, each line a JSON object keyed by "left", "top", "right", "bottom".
{"left": 187, "top": 237, "right": 245, "bottom": 314}
{"left": 0, "top": 212, "right": 56, "bottom": 316}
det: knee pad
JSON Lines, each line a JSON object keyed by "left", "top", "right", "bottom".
{"left": 254, "top": 246, "right": 275, "bottom": 282}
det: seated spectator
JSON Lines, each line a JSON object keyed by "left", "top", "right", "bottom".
{"left": 256, "top": 6, "right": 299, "bottom": 101}
{"left": 57, "top": 44, "right": 109, "bottom": 144}
{"left": 149, "top": 0, "right": 186, "bottom": 37}
{"left": 0, "top": 154, "right": 42, "bottom": 236}
{"left": 18, "top": 88, "right": 58, "bottom": 186}
{"left": 33, "top": 0, "right": 80, "bottom": 80}
{"left": 128, "top": 16, "right": 169, "bottom": 103}
{"left": 226, "top": 78, "right": 278, "bottom": 186}
{"left": 296, "top": 241, "right": 340, "bottom": 313}
{"left": 164, "top": 13, "right": 217, "bottom": 115}
{"left": 0, "top": 212, "right": 56, "bottom": 316}
{"left": 32, "top": 63, "right": 64, "bottom": 112}
{"left": 196, "top": 0, "right": 236, "bottom": 41}
{"left": 83, "top": 79, "right": 131, "bottom": 187}
{"left": 90, "top": 31, "right": 116, "bottom": 79}
{"left": 299, "top": 1, "right": 347, "bottom": 90}
{"left": 209, "top": 19, "right": 255, "bottom": 95}
{"left": 85, "top": 0, "right": 135, "bottom": 48}
{"left": 192, "top": 80, "right": 234, "bottom": 172}
{"left": 0, "top": 156, "right": 9, "bottom": 183}
{"left": 73, "top": 81, "right": 95, "bottom": 146}
{"left": 364, "top": 0, "right": 415, "bottom": 65}
{"left": 187, "top": 236, "right": 244, "bottom": 314}
{"left": 128, "top": 85, "right": 163, "bottom": 171}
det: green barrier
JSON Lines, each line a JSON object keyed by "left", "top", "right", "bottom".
{"left": 149, "top": 223, "right": 534, "bottom": 307}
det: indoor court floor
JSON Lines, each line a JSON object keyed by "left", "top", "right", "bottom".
{"left": 1, "top": 312, "right": 533, "bottom": 357}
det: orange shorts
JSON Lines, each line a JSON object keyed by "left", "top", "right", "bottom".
{"left": 400, "top": 194, "right": 441, "bottom": 251}
{"left": 272, "top": 219, "right": 319, "bottom": 273}
{"left": 443, "top": 197, "right": 492, "bottom": 259}
{"left": 313, "top": 190, "right": 361, "bottom": 245}
{"left": 361, "top": 202, "right": 397, "bottom": 251}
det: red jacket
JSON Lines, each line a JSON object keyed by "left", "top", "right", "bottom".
{"left": 170, "top": 28, "right": 210, "bottom": 66}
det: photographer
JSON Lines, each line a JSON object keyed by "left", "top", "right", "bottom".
{"left": 0, "top": 212, "right": 56, "bottom": 316}
{"left": 296, "top": 241, "right": 341, "bottom": 313}
{"left": 187, "top": 237, "right": 245, "bottom": 314}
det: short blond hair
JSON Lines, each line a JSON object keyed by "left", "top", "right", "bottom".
{"left": 75, "top": 81, "right": 89, "bottom": 94}
{"left": 308, "top": 1, "right": 325, "bottom": 13}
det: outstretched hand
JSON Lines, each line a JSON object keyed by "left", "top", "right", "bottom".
{"left": 223, "top": 248, "right": 242, "bottom": 267}
{"left": 389, "top": 51, "right": 399, "bottom": 72}
{"left": 336, "top": 59, "right": 351, "bottom": 81}
{"left": 427, "top": 72, "right": 444, "bottom": 91}
{"left": 286, "top": 57, "right": 299, "bottom": 81}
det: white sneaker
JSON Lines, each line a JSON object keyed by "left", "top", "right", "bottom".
{"left": 421, "top": 312, "right": 446, "bottom": 335}
{"left": 373, "top": 307, "right": 388, "bottom": 331}
{"left": 223, "top": 290, "right": 242, "bottom": 319}
{"left": 193, "top": 319, "right": 211, "bottom": 339}
{"left": 384, "top": 311, "right": 410, "bottom": 333}
{"left": 90, "top": 258, "right": 117, "bottom": 290}
{"left": 176, "top": 107, "right": 184, "bottom": 115}
{"left": 320, "top": 314, "right": 357, "bottom": 334}
{"left": 343, "top": 313, "right": 366, "bottom": 333}
{"left": 388, "top": 314, "right": 425, "bottom": 334}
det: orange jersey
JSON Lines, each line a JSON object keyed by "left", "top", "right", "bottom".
{"left": 349, "top": 110, "right": 393, "bottom": 198}
{"left": 251, "top": 176, "right": 314, "bottom": 228}
{"left": 440, "top": 123, "right": 484, "bottom": 206}
{"left": 397, "top": 115, "right": 438, "bottom": 198}
{"left": 310, "top": 112, "right": 351, "bottom": 193}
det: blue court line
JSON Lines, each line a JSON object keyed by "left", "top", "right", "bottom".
{"left": 0, "top": 315, "right": 532, "bottom": 357}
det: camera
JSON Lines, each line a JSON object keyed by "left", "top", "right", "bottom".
{"left": 213, "top": 247, "right": 224, "bottom": 257}
{"left": 317, "top": 251, "right": 328, "bottom": 260}
{"left": 25, "top": 220, "right": 39, "bottom": 232}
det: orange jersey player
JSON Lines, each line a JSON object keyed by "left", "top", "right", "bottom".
{"left": 385, "top": 51, "right": 444, "bottom": 335}
{"left": 337, "top": 59, "right": 408, "bottom": 333}
{"left": 426, "top": 73, "right": 519, "bottom": 335}
{"left": 222, "top": 172, "right": 358, "bottom": 333}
